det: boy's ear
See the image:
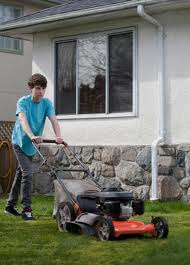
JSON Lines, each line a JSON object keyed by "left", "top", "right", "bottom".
{"left": 28, "top": 85, "right": 33, "bottom": 90}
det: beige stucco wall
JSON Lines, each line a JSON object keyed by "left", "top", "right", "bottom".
{"left": 32, "top": 8, "right": 190, "bottom": 146}
{"left": 0, "top": 1, "right": 47, "bottom": 122}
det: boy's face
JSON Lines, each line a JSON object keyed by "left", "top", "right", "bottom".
{"left": 30, "top": 85, "right": 46, "bottom": 102}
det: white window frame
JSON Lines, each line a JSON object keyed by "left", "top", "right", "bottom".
{"left": 0, "top": 4, "right": 23, "bottom": 54}
{"left": 53, "top": 27, "right": 138, "bottom": 120}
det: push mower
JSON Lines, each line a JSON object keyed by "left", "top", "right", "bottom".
{"left": 33, "top": 140, "right": 169, "bottom": 241}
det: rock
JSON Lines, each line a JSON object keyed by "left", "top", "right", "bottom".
{"left": 172, "top": 168, "right": 185, "bottom": 181}
{"left": 98, "top": 176, "right": 121, "bottom": 189}
{"left": 159, "top": 146, "right": 176, "bottom": 156}
{"left": 177, "top": 145, "right": 190, "bottom": 152}
{"left": 134, "top": 185, "right": 150, "bottom": 200}
{"left": 33, "top": 173, "right": 53, "bottom": 194}
{"left": 136, "top": 146, "right": 151, "bottom": 170}
{"left": 71, "top": 165, "right": 85, "bottom": 179}
{"left": 74, "top": 146, "right": 82, "bottom": 155}
{"left": 158, "top": 175, "right": 182, "bottom": 200}
{"left": 102, "top": 147, "right": 121, "bottom": 166}
{"left": 101, "top": 164, "right": 115, "bottom": 178}
{"left": 40, "top": 164, "right": 51, "bottom": 172}
{"left": 49, "top": 146, "right": 59, "bottom": 156}
{"left": 116, "top": 161, "right": 144, "bottom": 186}
{"left": 69, "top": 154, "right": 82, "bottom": 166}
{"left": 121, "top": 146, "right": 137, "bottom": 162}
{"left": 56, "top": 170, "right": 73, "bottom": 179}
{"left": 54, "top": 149, "right": 65, "bottom": 165}
{"left": 158, "top": 156, "right": 176, "bottom": 167}
{"left": 177, "top": 150, "right": 186, "bottom": 167}
{"left": 179, "top": 177, "right": 190, "bottom": 189}
{"left": 158, "top": 166, "right": 172, "bottom": 175}
{"left": 89, "top": 162, "right": 102, "bottom": 179}
{"left": 81, "top": 147, "right": 94, "bottom": 164}
{"left": 143, "top": 171, "right": 151, "bottom": 185}
{"left": 60, "top": 154, "right": 70, "bottom": 167}
{"left": 185, "top": 152, "right": 190, "bottom": 176}
{"left": 38, "top": 145, "right": 49, "bottom": 156}
{"left": 94, "top": 148, "right": 102, "bottom": 161}
{"left": 121, "top": 184, "right": 136, "bottom": 194}
{"left": 180, "top": 190, "right": 188, "bottom": 202}
{"left": 121, "top": 184, "right": 149, "bottom": 200}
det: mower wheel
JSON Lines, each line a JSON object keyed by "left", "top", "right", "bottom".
{"left": 152, "top": 217, "right": 169, "bottom": 238}
{"left": 56, "top": 202, "right": 76, "bottom": 232}
{"left": 95, "top": 217, "right": 115, "bottom": 241}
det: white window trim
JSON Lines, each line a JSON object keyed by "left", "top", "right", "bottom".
{"left": 0, "top": 4, "right": 23, "bottom": 55}
{"left": 53, "top": 26, "right": 138, "bottom": 120}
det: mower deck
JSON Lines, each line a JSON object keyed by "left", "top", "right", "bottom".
{"left": 112, "top": 220, "right": 155, "bottom": 238}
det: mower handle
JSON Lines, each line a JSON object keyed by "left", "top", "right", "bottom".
{"left": 32, "top": 139, "right": 102, "bottom": 189}
{"left": 42, "top": 139, "right": 67, "bottom": 147}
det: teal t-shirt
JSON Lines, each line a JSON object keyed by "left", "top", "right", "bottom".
{"left": 12, "top": 95, "right": 55, "bottom": 156}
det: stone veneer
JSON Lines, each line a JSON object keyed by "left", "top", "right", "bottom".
{"left": 32, "top": 144, "right": 190, "bottom": 202}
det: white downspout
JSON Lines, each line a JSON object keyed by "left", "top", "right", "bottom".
{"left": 137, "top": 5, "right": 165, "bottom": 200}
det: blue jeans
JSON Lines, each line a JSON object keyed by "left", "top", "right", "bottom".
{"left": 7, "top": 144, "right": 33, "bottom": 209}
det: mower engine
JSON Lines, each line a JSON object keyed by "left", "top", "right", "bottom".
{"left": 98, "top": 191, "right": 144, "bottom": 220}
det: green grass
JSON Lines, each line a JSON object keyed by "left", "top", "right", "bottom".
{"left": 0, "top": 196, "right": 190, "bottom": 265}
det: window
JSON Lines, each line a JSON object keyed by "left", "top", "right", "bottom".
{"left": 55, "top": 29, "right": 136, "bottom": 117}
{"left": 0, "top": 5, "right": 23, "bottom": 54}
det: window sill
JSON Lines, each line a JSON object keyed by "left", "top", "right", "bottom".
{"left": 0, "top": 48, "right": 23, "bottom": 55}
{"left": 56, "top": 112, "right": 137, "bottom": 120}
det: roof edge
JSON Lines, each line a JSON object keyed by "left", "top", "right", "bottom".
{"left": 0, "top": 0, "right": 185, "bottom": 33}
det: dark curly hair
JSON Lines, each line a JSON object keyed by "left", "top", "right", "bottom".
{"left": 28, "top": 73, "right": 47, "bottom": 88}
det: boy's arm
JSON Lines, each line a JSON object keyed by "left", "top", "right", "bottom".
{"left": 48, "top": 115, "right": 63, "bottom": 144}
{"left": 18, "top": 112, "right": 43, "bottom": 144}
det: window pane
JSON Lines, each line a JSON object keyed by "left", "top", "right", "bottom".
{"left": 5, "top": 37, "right": 11, "bottom": 49}
{"left": 13, "top": 39, "right": 19, "bottom": 50}
{"left": 0, "top": 5, "right": 22, "bottom": 52}
{"left": 13, "top": 8, "right": 21, "bottom": 18}
{"left": 109, "top": 32, "right": 133, "bottom": 113}
{"left": 78, "top": 35, "right": 106, "bottom": 114}
{"left": 55, "top": 41, "right": 76, "bottom": 115}
{"left": 0, "top": 36, "right": 4, "bottom": 48}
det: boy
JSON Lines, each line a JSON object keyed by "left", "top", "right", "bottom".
{"left": 4, "top": 73, "right": 63, "bottom": 220}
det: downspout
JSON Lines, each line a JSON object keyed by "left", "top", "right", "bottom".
{"left": 137, "top": 5, "right": 165, "bottom": 200}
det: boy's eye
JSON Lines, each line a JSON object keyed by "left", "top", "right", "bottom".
{"left": 36, "top": 87, "right": 45, "bottom": 90}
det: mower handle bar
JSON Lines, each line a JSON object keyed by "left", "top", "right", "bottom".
{"left": 42, "top": 139, "right": 67, "bottom": 146}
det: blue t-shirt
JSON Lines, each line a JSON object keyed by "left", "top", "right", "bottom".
{"left": 12, "top": 95, "right": 55, "bottom": 156}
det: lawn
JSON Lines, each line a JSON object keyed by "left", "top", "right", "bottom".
{"left": 0, "top": 195, "right": 190, "bottom": 265}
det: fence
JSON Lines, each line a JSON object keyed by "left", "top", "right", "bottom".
{"left": 0, "top": 121, "right": 16, "bottom": 195}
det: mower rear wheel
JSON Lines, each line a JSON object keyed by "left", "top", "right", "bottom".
{"left": 56, "top": 202, "right": 76, "bottom": 232}
{"left": 95, "top": 217, "right": 115, "bottom": 241}
{"left": 152, "top": 217, "right": 169, "bottom": 238}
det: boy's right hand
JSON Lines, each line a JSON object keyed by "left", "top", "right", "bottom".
{"left": 31, "top": 136, "right": 43, "bottom": 144}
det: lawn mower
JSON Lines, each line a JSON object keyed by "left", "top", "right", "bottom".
{"left": 33, "top": 140, "right": 169, "bottom": 241}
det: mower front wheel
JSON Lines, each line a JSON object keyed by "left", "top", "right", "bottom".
{"left": 56, "top": 202, "right": 76, "bottom": 232}
{"left": 152, "top": 217, "right": 169, "bottom": 238}
{"left": 95, "top": 217, "right": 115, "bottom": 241}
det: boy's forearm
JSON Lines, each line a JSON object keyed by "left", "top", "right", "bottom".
{"left": 18, "top": 113, "right": 34, "bottom": 139}
{"left": 50, "top": 116, "right": 62, "bottom": 137}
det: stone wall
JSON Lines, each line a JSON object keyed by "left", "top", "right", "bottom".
{"left": 32, "top": 144, "right": 190, "bottom": 202}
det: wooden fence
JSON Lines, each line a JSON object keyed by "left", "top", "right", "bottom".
{"left": 0, "top": 121, "right": 16, "bottom": 195}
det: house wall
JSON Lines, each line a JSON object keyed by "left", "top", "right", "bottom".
{"left": 0, "top": 1, "right": 49, "bottom": 122}
{"left": 32, "top": 8, "right": 190, "bottom": 146}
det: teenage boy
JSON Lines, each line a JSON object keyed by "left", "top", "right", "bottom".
{"left": 4, "top": 73, "right": 63, "bottom": 220}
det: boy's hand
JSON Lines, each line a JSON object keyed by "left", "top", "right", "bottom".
{"left": 55, "top": 137, "right": 63, "bottom": 144}
{"left": 31, "top": 136, "right": 43, "bottom": 144}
